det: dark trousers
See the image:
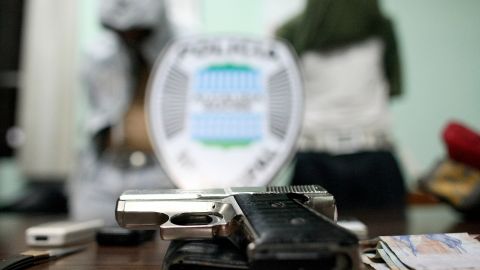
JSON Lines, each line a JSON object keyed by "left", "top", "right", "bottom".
{"left": 292, "top": 151, "right": 407, "bottom": 210}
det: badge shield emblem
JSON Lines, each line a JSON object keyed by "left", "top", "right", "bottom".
{"left": 147, "top": 36, "right": 303, "bottom": 188}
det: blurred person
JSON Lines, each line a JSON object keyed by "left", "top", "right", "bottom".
{"left": 276, "top": 0, "right": 406, "bottom": 209}
{"left": 69, "top": 0, "right": 175, "bottom": 224}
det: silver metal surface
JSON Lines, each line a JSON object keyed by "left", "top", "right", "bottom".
{"left": 117, "top": 196, "right": 240, "bottom": 240}
{"left": 116, "top": 185, "right": 336, "bottom": 240}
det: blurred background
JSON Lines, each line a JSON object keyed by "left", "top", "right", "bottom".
{"left": 1, "top": 0, "right": 479, "bottom": 211}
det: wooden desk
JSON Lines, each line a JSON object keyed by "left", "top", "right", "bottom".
{"left": 1, "top": 205, "right": 479, "bottom": 269}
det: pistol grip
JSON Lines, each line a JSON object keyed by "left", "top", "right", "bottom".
{"left": 234, "top": 193, "right": 360, "bottom": 270}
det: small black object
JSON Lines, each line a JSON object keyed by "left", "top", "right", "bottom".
{"left": 96, "top": 226, "right": 155, "bottom": 246}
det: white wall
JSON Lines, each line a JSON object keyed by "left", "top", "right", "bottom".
{"left": 383, "top": 0, "right": 480, "bottom": 183}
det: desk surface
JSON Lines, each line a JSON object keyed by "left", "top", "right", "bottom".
{"left": 1, "top": 205, "right": 479, "bottom": 269}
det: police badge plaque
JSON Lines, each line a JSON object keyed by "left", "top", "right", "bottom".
{"left": 146, "top": 36, "right": 303, "bottom": 188}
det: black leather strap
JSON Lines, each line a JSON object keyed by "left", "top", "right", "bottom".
{"left": 163, "top": 240, "right": 248, "bottom": 270}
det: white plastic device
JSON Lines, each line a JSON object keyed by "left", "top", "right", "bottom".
{"left": 25, "top": 219, "right": 104, "bottom": 246}
{"left": 337, "top": 219, "right": 368, "bottom": 240}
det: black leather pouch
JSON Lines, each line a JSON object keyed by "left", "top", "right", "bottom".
{"left": 163, "top": 239, "right": 249, "bottom": 270}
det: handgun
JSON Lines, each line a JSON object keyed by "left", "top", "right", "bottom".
{"left": 116, "top": 185, "right": 360, "bottom": 269}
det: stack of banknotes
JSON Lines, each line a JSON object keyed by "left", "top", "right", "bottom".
{"left": 361, "top": 233, "right": 480, "bottom": 270}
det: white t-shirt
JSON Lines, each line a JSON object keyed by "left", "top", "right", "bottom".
{"left": 298, "top": 38, "right": 392, "bottom": 154}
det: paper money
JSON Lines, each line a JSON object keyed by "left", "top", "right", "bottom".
{"left": 361, "top": 242, "right": 410, "bottom": 270}
{"left": 377, "top": 241, "right": 410, "bottom": 270}
{"left": 379, "top": 233, "right": 480, "bottom": 270}
{"left": 362, "top": 252, "right": 390, "bottom": 270}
